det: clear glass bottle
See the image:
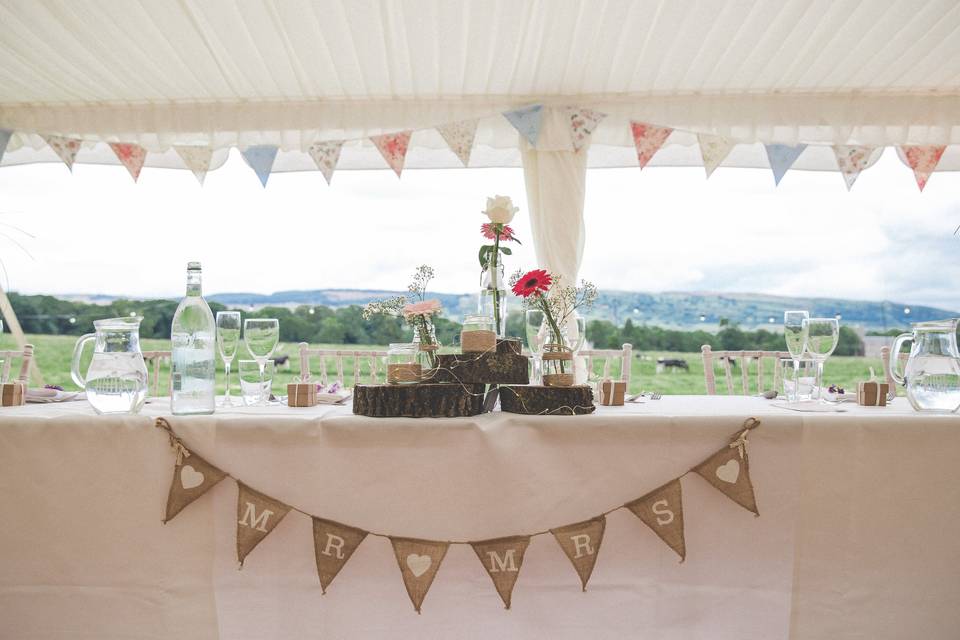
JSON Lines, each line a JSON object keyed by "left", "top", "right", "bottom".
{"left": 171, "top": 262, "right": 216, "bottom": 414}
{"left": 478, "top": 257, "right": 507, "bottom": 337}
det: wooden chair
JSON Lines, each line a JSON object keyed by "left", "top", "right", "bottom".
{"left": 580, "top": 343, "right": 633, "bottom": 386}
{"left": 880, "top": 346, "right": 909, "bottom": 400}
{"left": 0, "top": 343, "right": 34, "bottom": 384}
{"left": 298, "top": 343, "right": 389, "bottom": 387}
{"left": 701, "top": 345, "right": 791, "bottom": 395}
{"left": 141, "top": 350, "right": 171, "bottom": 396}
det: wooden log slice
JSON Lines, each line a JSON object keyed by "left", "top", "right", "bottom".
{"left": 353, "top": 383, "right": 486, "bottom": 418}
{"left": 499, "top": 385, "right": 596, "bottom": 415}
{"left": 428, "top": 352, "right": 529, "bottom": 385}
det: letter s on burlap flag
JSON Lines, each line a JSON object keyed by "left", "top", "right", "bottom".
{"left": 390, "top": 537, "right": 449, "bottom": 613}
{"left": 470, "top": 535, "right": 531, "bottom": 609}
{"left": 163, "top": 450, "right": 227, "bottom": 523}
{"left": 312, "top": 517, "right": 367, "bottom": 594}
{"left": 236, "top": 483, "right": 291, "bottom": 566}
{"left": 550, "top": 515, "right": 606, "bottom": 591}
{"left": 692, "top": 444, "right": 759, "bottom": 516}
{"left": 625, "top": 479, "right": 686, "bottom": 561}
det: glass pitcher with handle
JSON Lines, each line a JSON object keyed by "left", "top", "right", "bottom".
{"left": 71, "top": 316, "right": 149, "bottom": 414}
{"left": 889, "top": 318, "right": 960, "bottom": 413}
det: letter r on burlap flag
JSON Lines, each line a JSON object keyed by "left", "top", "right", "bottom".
{"left": 390, "top": 537, "right": 449, "bottom": 613}
{"left": 236, "top": 483, "right": 291, "bottom": 566}
{"left": 312, "top": 517, "right": 367, "bottom": 594}
{"left": 163, "top": 451, "right": 227, "bottom": 523}
{"left": 625, "top": 479, "right": 686, "bottom": 561}
{"left": 693, "top": 445, "right": 759, "bottom": 516}
{"left": 550, "top": 516, "right": 606, "bottom": 591}
{"left": 470, "top": 535, "right": 531, "bottom": 609}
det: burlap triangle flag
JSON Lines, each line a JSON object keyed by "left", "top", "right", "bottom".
{"left": 692, "top": 445, "right": 759, "bottom": 516}
{"left": 390, "top": 537, "right": 449, "bottom": 613}
{"left": 550, "top": 516, "right": 606, "bottom": 591}
{"left": 625, "top": 479, "right": 686, "bottom": 561}
{"left": 236, "top": 483, "right": 291, "bottom": 566}
{"left": 312, "top": 517, "right": 367, "bottom": 594}
{"left": 470, "top": 535, "right": 531, "bottom": 609}
{"left": 163, "top": 451, "right": 228, "bottom": 523}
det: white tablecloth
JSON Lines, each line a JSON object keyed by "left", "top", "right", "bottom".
{"left": 1, "top": 397, "right": 958, "bottom": 639}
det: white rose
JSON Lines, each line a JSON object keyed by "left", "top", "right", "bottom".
{"left": 483, "top": 195, "right": 519, "bottom": 224}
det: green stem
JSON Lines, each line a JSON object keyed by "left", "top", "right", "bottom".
{"left": 491, "top": 230, "right": 501, "bottom": 335}
{"left": 416, "top": 314, "right": 437, "bottom": 367}
{"left": 538, "top": 293, "right": 567, "bottom": 374}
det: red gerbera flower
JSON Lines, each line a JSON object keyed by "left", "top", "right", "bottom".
{"left": 512, "top": 269, "right": 552, "bottom": 298}
{"left": 481, "top": 223, "right": 517, "bottom": 242}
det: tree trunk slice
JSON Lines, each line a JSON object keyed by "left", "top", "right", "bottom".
{"left": 499, "top": 385, "right": 596, "bottom": 415}
{"left": 428, "top": 352, "right": 529, "bottom": 385}
{"left": 497, "top": 338, "right": 522, "bottom": 355}
{"left": 353, "top": 383, "right": 486, "bottom": 418}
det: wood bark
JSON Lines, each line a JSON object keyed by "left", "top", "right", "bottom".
{"left": 353, "top": 383, "right": 486, "bottom": 418}
{"left": 499, "top": 385, "right": 596, "bottom": 415}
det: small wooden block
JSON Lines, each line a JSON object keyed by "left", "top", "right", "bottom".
{"left": 287, "top": 383, "right": 317, "bottom": 407}
{"left": 499, "top": 385, "right": 595, "bottom": 415}
{"left": 428, "top": 352, "right": 529, "bottom": 385}
{"left": 0, "top": 382, "right": 25, "bottom": 407}
{"left": 353, "top": 383, "right": 486, "bottom": 418}
{"left": 496, "top": 338, "right": 522, "bottom": 355}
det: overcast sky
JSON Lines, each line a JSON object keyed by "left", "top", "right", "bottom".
{"left": 0, "top": 149, "right": 958, "bottom": 310}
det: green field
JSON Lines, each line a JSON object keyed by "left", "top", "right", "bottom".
{"left": 12, "top": 333, "right": 893, "bottom": 397}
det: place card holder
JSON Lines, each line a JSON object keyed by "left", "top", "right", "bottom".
{"left": 287, "top": 382, "right": 318, "bottom": 407}
{"left": 598, "top": 379, "right": 626, "bottom": 406}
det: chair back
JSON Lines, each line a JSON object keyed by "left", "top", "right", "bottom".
{"left": 141, "top": 350, "right": 171, "bottom": 396}
{"left": 701, "top": 345, "right": 791, "bottom": 395}
{"left": 0, "top": 343, "right": 33, "bottom": 384}
{"left": 880, "top": 346, "right": 909, "bottom": 400}
{"left": 580, "top": 343, "right": 633, "bottom": 386}
{"left": 298, "top": 343, "right": 389, "bottom": 387}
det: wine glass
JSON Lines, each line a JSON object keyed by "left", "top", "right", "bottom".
{"left": 216, "top": 311, "right": 241, "bottom": 407}
{"left": 243, "top": 318, "right": 279, "bottom": 406}
{"left": 783, "top": 310, "right": 809, "bottom": 402}
{"left": 525, "top": 309, "right": 546, "bottom": 384}
{"left": 802, "top": 317, "right": 839, "bottom": 402}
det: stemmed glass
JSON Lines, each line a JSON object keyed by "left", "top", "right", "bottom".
{"left": 525, "top": 309, "right": 547, "bottom": 384}
{"left": 243, "top": 318, "right": 279, "bottom": 406}
{"left": 803, "top": 317, "right": 839, "bottom": 403}
{"left": 783, "top": 310, "right": 809, "bottom": 403}
{"left": 216, "top": 311, "right": 241, "bottom": 407}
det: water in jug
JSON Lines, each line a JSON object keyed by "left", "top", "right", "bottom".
{"left": 889, "top": 318, "right": 960, "bottom": 413}
{"left": 71, "top": 316, "right": 148, "bottom": 414}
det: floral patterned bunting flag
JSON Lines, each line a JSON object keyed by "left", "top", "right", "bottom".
{"left": 370, "top": 131, "right": 412, "bottom": 178}
{"left": 436, "top": 120, "right": 477, "bottom": 167}
{"left": 764, "top": 143, "right": 807, "bottom": 186}
{"left": 43, "top": 135, "right": 81, "bottom": 171}
{"left": 108, "top": 142, "right": 147, "bottom": 182}
{"left": 550, "top": 516, "right": 606, "bottom": 591}
{"left": 0, "top": 129, "right": 11, "bottom": 164}
{"left": 470, "top": 535, "right": 531, "bottom": 609}
{"left": 900, "top": 145, "right": 946, "bottom": 192}
{"left": 307, "top": 140, "right": 344, "bottom": 185}
{"left": 503, "top": 105, "right": 544, "bottom": 147}
{"left": 565, "top": 107, "right": 606, "bottom": 152}
{"left": 174, "top": 146, "right": 214, "bottom": 185}
{"left": 390, "top": 537, "right": 449, "bottom": 613}
{"left": 697, "top": 134, "right": 735, "bottom": 178}
{"left": 832, "top": 145, "right": 875, "bottom": 191}
{"left": 629, "top": 122, "right": 673, "bottom": 169}
{"left": 241, "top": 145, "right": 279, "bottom": 187}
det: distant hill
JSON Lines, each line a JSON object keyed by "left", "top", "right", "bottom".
{"left": 58, "top": 288, "right": 955, "bottom": 331}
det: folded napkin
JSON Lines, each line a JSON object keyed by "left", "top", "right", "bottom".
{"left": 772, "top": 402, "right": 847, "bottom": 413}
{"left": 317, "top": 390, "right": 352, "bottom": 405}
{"left": 26, "top": 387, "right": 84, "bottom": 403}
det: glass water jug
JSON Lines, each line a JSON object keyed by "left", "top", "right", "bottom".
{"left": 890, "top": 319, "right": 960, "bottom": 413}
{"left": 71, "top": 316, "right": 149, "bottom": 414}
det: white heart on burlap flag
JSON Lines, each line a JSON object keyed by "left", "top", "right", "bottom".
{"left": 390, "top": 537, "right": 449, "bottom": 613}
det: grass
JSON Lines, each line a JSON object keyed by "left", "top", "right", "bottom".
{"left": 12, "top": 333, "right": 893, "bottom": 397}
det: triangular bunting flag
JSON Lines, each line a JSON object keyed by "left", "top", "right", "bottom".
{"left": 692, "top": 445, "right": 759, "bottom": 515}
{"left": 370, "top": 131, "right": 412, "bottom": 178}
{"left": 503, "top": 105, "right": 544, "bottom": 147}
{"left": 764, "top": 143, "right": 807, "bottom": 186}
{"left": 307, "top": 140, "right": 345, "bottom": 185}
{"left": 550, "top": 516, "right": 606, "bottom": 591}
{"left": 312, "top": 517, "right": 367, "bottom": 594}
{"left": 470, "top": 535, "right": 531, "bottom": 609}
{"left": 241, "top": 145, "right": 279, "bottom": 187}
{"left": 44, "top": 135, "right": 81, "bottom": 171}
{"left": 625, "top": 479, "right": 685, "bottom": 561}
{"left": 565, "top": 107, "right": 607, "bottom": 152}
{"left": 0, "top": 129, "right": 11, "bottom": 164}
{"left": 900, "top": 145, "right": 946, "bottom": 192}
{"left": 163, "top": 450, "right": 228, "bottom": 523}
{"left": 629, "top": 122, "right": 673, "bottom": 169}
{"left": 108, "top": 142, "right": 147, "bottom": 182}
{"left": 697, "top": 134, "right": 734, "bottom": 178}
{"left": 175, "top": 146, "right": 214, "bottom": 185}
{"left": 236, "top": 483, "right": 291, "bottom": 566}
{"left": 832, "top": 145, "right": 875, "bottom": 191}
{"left": 436, "top": 120, "right": 478, "bottom": 167}
{"left": 390, "top": 537, "right": 449, "bottom": 613}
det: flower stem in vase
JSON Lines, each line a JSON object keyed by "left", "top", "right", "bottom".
{"left": 491, "top": 229, "right": 502, "bottom": 334}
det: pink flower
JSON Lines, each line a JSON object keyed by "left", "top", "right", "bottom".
{"left": 403, "top": 299, "right": 442, "bottom": 318}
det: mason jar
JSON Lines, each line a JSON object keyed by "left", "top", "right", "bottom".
{"left": 542, "top": 343, "right": 574, "bottom": 387}
{"left": 386, "top": 343, "right": 421, "bottom": 384}
{"left": 461, "top": 314, "right": 497, "bottom": 353}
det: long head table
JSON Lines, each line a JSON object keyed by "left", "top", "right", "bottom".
{"left": 1, "top": 396, "right": 958, "bottom": 639}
